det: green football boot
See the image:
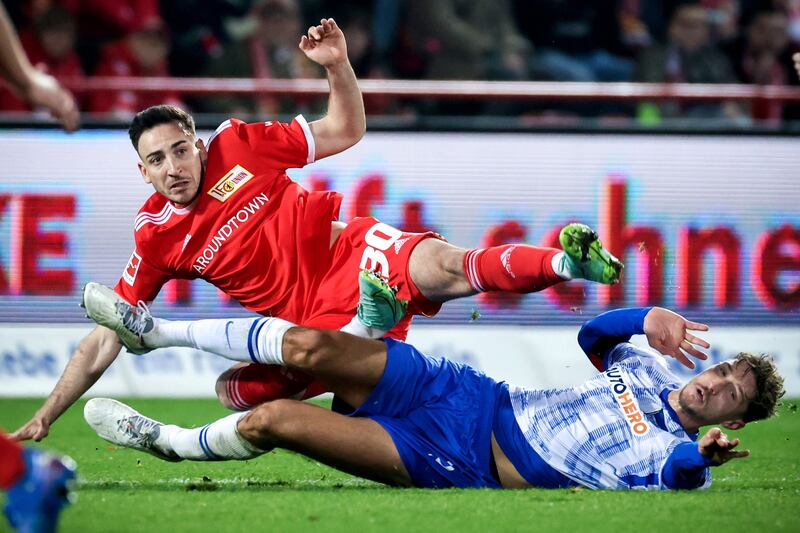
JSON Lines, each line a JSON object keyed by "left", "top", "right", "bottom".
{"left": 558, "top": 223, "right": 624, "bottom": 285}
{"left": 357, "top": 270, "right": 409, "bottom": 332}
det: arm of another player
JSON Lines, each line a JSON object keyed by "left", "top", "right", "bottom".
{"left": 0, "top": 2, "right": 79, "bottom": 131}
{"left": 11, "top": 326, "right": 122, "bottom": 441}
{"left": 301, "top": 18, "right": 366, "bottom": 159}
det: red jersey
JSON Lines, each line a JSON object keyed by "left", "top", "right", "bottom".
{"left": 115, "top": 116, "right": 342, "bottom": 321}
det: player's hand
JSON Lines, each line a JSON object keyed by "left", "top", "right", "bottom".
{"left": 643, "top": 307, "right": 709, "bottom": 369}
{"left": 794, "top": 53, "right": 800, "bottom": 80}
{"left": 698, "top": 427, "right": 749, "bottom": 466}
{"left": 25, "top": 67, "right": 80, "bottom": 132}
{"left": 10, "top": 417, "right": 50, "bottom": 442}
{"left": 298, "top": 18, "right": 348, "bottom": 68}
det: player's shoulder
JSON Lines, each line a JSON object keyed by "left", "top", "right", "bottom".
{"left": 613, "top": 343, "right": 678, "bottom": 387}
{"left": 206, "top": 116, "right": 305, "bottom": 147}
{"left": 612, "top": 342, "right": 665, "bottom": 365}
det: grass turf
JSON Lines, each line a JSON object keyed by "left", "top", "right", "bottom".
{"left": 2, "top": 398, "right": 799, "bottom": 533}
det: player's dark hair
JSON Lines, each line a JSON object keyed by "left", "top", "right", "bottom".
{"left": 128, "top": 105, "right": 196, "bottom": 153}
{"left": 736, "top": 352, "right": 785, "bottom": 422}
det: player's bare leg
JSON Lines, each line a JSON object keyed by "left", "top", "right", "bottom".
{"left": 409, "top": 222, "right": 623, "bottom": 302}
{"left": 83, "top": 329, "right": 412, "bottom": 485}
{"left": 82, "top": 271, "right": 404, "bottom": 358}
{"left": 85, "top": 395, "right": 411, "bottom": 486}
{"left": 238, "top": 399, "right": 411, "bottom": 486}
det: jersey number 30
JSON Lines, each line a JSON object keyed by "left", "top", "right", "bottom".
{"left": 359, "top": 222, "right": 402, "bottom": 279}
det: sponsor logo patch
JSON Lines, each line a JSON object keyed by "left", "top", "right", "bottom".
{"left": 123, "top": 250, "right": 142, "bottom": 286}
{"left": 207, "top": 164, "right": 255, "bottom": 202}
{"left": 604, "top": 367, "right": 650, "bottom": 437}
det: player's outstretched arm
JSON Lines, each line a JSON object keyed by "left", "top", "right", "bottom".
{"left": 577, "top": 307, "right": 651, "bottom": 370}
{"left": 0, "top": 2, "right": 79, "bottom": 131}
{"left": 697, "top": 427, "right": 750, "bottom": 465}
{"left": 642, "top": 307, "right": 710, "bottom": 369}
{"left": 660, "top": 427, "right": 747, "bottom": 490}
{"left": 301, "top": 18, "right": 365, "bottom": 159}
{"left": 11, "top": 326, "right": 122, "bottom": 441}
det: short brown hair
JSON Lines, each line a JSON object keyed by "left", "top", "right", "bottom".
{"left": 128, "top": 105, "right": 196, "bottom": 152}
{"left": 736, "top": 352, "right": 785, "bottom": 422}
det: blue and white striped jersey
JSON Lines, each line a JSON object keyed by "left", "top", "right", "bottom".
{"left": 509, "top": 342, "right": 712, "bottom": 490}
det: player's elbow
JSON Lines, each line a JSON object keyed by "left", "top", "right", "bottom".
{"left": 282, "top": 328, "right": 337, "bottom": 372}
{"left": 313, "top": 115, "right": 365, "bottom": 159}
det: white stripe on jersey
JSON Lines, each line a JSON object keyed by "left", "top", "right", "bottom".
{"left": 207, "top": 119, "right": 232, "bottom": 148}
{"left": 294, "top": 114, "right": 315, "bottom": 164}
{"left": 135, "top": 203, "right": 176, "bottom": 231}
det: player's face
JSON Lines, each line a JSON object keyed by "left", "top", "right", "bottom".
{"left": 677, "top": 360, "right": 756, "bottom": 428}
{"left": 137, "top": 122, "right": 207, "bottom": 207}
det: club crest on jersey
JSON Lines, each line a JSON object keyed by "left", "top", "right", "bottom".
{"left": 123, "top": 250, "right": 142, "bottom": 286}
{"left": 208, "top": 164, "right": 255, "bottom": 202}
{"left": 604, "top": 367, "right": 650, "bottom": 437}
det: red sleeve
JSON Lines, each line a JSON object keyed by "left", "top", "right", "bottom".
{"left": 209, "top": 116, "right": 315, "bottom": 170}
{"left": 113, "top": 247, "right": 171, "bottom": 304}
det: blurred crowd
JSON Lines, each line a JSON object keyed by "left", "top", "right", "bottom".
{"left": 1, "top": 0, "right": 799, "bottom": 123}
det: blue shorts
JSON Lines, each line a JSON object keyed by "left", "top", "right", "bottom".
{"left": 350, "top": 338, "right": 505, "bottom": 488}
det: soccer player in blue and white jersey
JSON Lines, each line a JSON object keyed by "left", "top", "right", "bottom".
{"left": 81, "top": 279, "right": 784, "bottom": 491}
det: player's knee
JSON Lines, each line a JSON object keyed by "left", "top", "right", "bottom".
{"left": 238, "top": 399, "right": 298, "bottom": 445}
{"left": 215, "top": 363, "right": 249, "bottom": 411}
{"left": 409, "top": 239, "right": 470, "bottom": 298}
{"left": 282, "top": 328, "right": 336, "bottom": 371}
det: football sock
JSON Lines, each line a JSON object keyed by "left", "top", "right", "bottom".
{"left": 551, "top": 251, "right": 573, "bottom": 279}
{"left": 150, "top": 317, "right": 294, "bottom": 365}
{"left": 340, "top": 315, "right": 387, "bottom": 339}
{"left": 0, "top": 433, "right": 26, "bottom": 489}
{"left": 463, "top": 245, "right": 566, "bottom": 293}
{"left": 158, "top": 412, "right": 266, "bottom": 461}
{"left": 222, "top": 364, "right": 315, "bottom": 410}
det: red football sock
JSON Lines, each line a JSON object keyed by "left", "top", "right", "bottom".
{"left": 0, "top": 432, "right": 25, "bottom": 489}
{"left": 227, "top": 364, "right": 321, "bottom": 409}
{"left": 463, "top": 244, "right": 563, "bottom": 293}
{"left": 299, "top": 380, "right": 330, "bottom": 400}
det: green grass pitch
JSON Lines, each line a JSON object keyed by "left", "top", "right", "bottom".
{"left": 2, "top": 398, "right": 799, "bottom": 533}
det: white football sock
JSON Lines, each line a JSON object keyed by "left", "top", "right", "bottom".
{"left": 339, "top": 315, "right": 387, "bottom": 339}
{"left": 551, "top": 252, "right": 573, "bottom": 280}
{"left": 157, "top": 412, "right": 266, "bottom": 461}
{"left": 146, "top": 317, "right": 293, "bottom": 365}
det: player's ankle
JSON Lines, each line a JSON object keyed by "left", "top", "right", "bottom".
{"left": 341, "top": 315, "right": 387, "bottom": 339}
{"left": 141, "top": 317, "right": 166, "bottom": 347}
{"left": 551, "top": 252, "right": 574, "bottom": 280}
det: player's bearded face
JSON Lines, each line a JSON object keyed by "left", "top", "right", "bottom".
{"left": 137, "top": 123, "right": 206, "bottom": 208}
{"left": 677, "top": 360, "right": 755, "bottom": 427}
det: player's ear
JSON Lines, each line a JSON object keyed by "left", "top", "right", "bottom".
{"left": 196, "top": 139, "right": 208, "bottom": 164}
{"left": 138, "top": 161, "right": 152, "bottom": 184}
{"left": 722, "top": 420, "right": 745, "bottom": 430}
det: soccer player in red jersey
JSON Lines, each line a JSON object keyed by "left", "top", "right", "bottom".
{"left": 13, "top": 18, "right": 621, "bottom": 442}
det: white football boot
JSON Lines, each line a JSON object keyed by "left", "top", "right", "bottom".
{"left": 84, "top": 398, "right": 181, "bottom": 462}
{"left": 81, "top": 282, "right": 153, "bottom": 355}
